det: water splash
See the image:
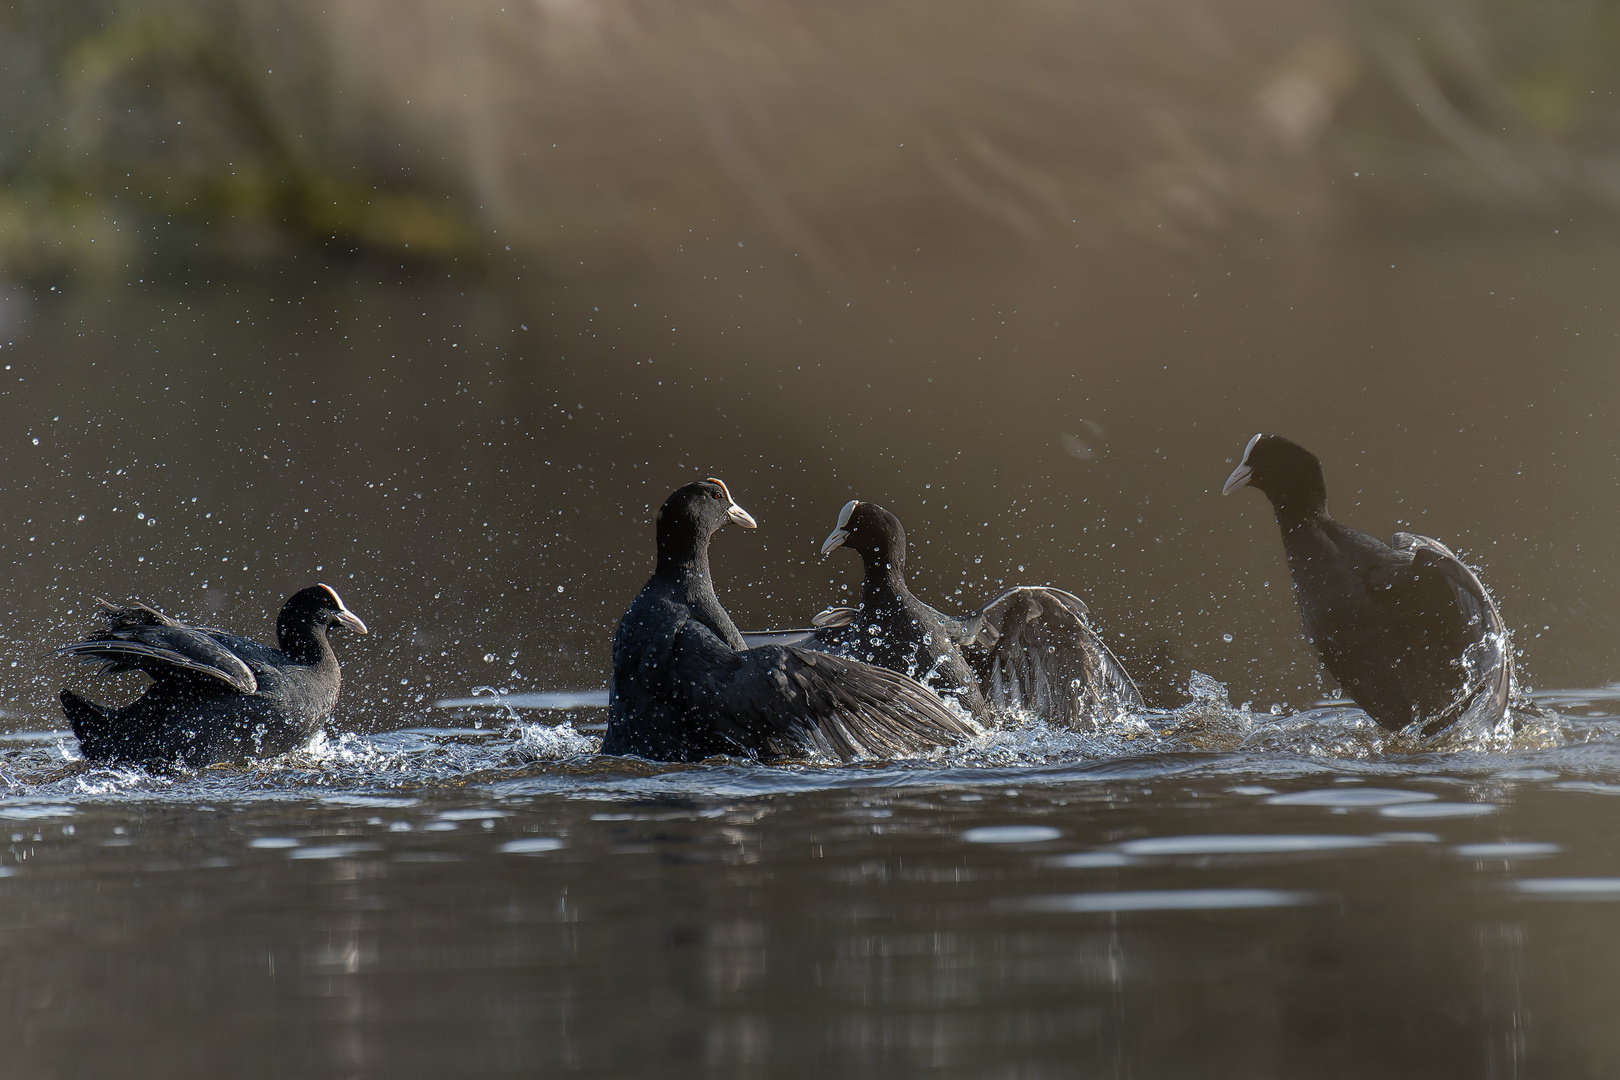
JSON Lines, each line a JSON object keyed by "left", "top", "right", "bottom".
{"left": 509, "top": 720, "right": 599, "bottom": 762}
{"left": 0, "top": 680, "right": 1616, "bottom": 811}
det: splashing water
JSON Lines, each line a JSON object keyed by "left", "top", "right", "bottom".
{"left": 509, "top": 720, "right": 599, "bottom": 762}
{"left": 0, "top": 675, "right": 1611, "bottom": 809}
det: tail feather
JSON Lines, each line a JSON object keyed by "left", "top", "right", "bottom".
{"left": 60, "top": 688, "right": 108, "bottom": 748}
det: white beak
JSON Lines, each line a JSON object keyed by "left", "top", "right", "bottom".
{"left": 1222, "top": 432, "right": 1262, "bottom": 495}
{"left": 705, "top": 477, "right": 757, "bottom": 528}
{"left": 821, "top": 500, "right": 859, "bottom": 556}
{"left": 336, "top": 608, "right": 370, "bottom": 634}
{"left": 319, "top": 583, "right": 370, "bottom": 634}
{"left": 1222, "top": 464, "right": 1252, "bottom": 495}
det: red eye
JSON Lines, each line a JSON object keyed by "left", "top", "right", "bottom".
{"left": 711, "top": 492, "right": 723, "bottom": 500}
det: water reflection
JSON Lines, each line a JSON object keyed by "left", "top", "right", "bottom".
{"left": 2, "top": 733, "right": 1620, "bottom": 1074}
{"left": 1454, "top": 842, "right": 1558, "bottom": 860}
{"left": 1513, "top": 878, "right": 1620, "bottom": 898}
{"left": 1015, "top": 888, "right": 1316, "bottom": 912}
{"left": 1114, "top": 834, "right": 1382, "bottom": 855}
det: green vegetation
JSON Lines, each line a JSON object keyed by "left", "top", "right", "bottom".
{"left": 0, "top": 1, "right": 478, "bottom": 275}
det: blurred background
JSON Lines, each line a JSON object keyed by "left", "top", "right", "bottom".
{"left": 1, "top": 0, "right": 1618, "bottom": 722}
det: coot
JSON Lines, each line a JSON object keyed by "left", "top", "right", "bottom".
{"left": 604, "top": 479, "right": 980, "bottom": 762}
{"left": 744, "top": 500, "right": 1142, "bottom": 726}
{"left": 61, "top": 584, "right": 369, "bottom": 766}
{"left": 1223, "top": 433, "right": 1511, "bottom": 737}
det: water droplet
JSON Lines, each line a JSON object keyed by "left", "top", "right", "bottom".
{"left": 483, "top": 653, "right": 497, "bottom": 663}
{"left": 1222, "top": 633, "right": 1234, "bottom": 643}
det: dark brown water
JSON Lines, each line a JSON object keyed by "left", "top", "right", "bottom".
{"left": 5, "top": 0, "right": 1620, "bottom": 1073}
{"left": 7, "top": 707, "right": 1620, "bottom": 1078}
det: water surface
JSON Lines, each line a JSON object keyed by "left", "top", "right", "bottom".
{"left": 5, "top": 687, "right": 1620, "bottom": 1076}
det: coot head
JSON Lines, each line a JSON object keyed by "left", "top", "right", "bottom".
{"left": 277, "top": 583, "right": 369, "bottom": 644}
{"left": 656, "top": 477, "right": 756, "bottom": 554}
{"left": 821, "top": 500, "right": 906, "bottom": 568}
{"left": 1222, "top": 434, "right": 1328, "bottom": 516}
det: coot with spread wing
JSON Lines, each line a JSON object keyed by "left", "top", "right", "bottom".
{"left": 605, "top": 480, "right": 980, "bottom": 762}
{"left": 744, "top": 500, "right": 1142, "bottom": 727}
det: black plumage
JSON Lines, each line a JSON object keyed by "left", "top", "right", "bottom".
{"left": 743, "top": 501, "right": 1142, "bottom": 727}
{"left": 603, "top": 479, "right": 980, "bottom": 762}
{"left": 1223, "top": 433, "right": 1511, "bottom": 737}
{"left": 60, "top": 584, "right": 369, "bottom": 766}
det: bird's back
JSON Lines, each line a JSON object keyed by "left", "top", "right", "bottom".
{"left": 1287, "top": 518, "right": 1472, "bottom": 730}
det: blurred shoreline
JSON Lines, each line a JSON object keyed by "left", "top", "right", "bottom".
{"left": 2, "top": 0, "right": 1617, "bottom": 278}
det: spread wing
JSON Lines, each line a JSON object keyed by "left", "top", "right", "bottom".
{"left": 670, "top": 618, "right": 980, "bottom": 761}
{"left": 1383, "top": 532, "right": 1511, "bottom": 737}
{"left": 739, "top": 608, "right": 857, "bottom": 651}
{"left": 961, "top": 586, "right": 1143, "bottom": 727}
{"left": 59, "top": 600, "right": 258, "bottom": 694}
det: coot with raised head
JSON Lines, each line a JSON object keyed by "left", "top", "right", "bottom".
{"left": 605, "top": 480, "right": 979, "bottom": 762}
{"left": 1223, "top": 433, "right": 1511, "bottom": 737}
{"left": 61, "top": 584, "right": 369, "bottom": 766}
{"left": 744, "top": 500, "right": 1142, "bottom": 726}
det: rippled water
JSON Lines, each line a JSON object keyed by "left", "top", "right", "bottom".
{"left": 5, "top": 685, "right": 1620, "bottom": 1075}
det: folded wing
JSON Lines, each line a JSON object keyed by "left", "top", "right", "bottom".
{"left": 962, "top": 586, "right": 1142, "bottom": 727}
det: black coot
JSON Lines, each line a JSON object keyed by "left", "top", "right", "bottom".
{"left": 60, "top": 584, "right": 369, "bottom": 766}
{"left": 604, "top": 479, "right": 980, "bottom": 762}
{"left": 1223, "top": 433, "right": 1511, "bottom": 737}
{"left": 744, "top": 500, "right": 1142, "bottom": 726}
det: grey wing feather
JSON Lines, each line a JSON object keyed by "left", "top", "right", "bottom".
{"left": 60, "top": 602, "right": 258, "bottom": 694}
{"left": 1389, "top": 532, "right": 1511, "bottom": 737}
{"left": 96, "top": 597, "right": 181, "bottom": 629}
{"left": 739, "top": 608, "right": 857, "bottom": 651}
{"left": 810, "top": 607, "right": 858, "bottom": 629}
{"left": 670, "top": 620, "right": 979, "bottom": 761}
{"left": 739, "top": 628, "right": 825, "bottom": 650}
{"left": 963, "top": 586, "right": 1142, "bottom": 727}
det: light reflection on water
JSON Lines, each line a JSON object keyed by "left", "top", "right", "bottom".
{"left": 0, "top": 691, "right": 1619, "bottom": 1073}
{"left": 1013, "top": 888, "right": 1317, "bottom": 912}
